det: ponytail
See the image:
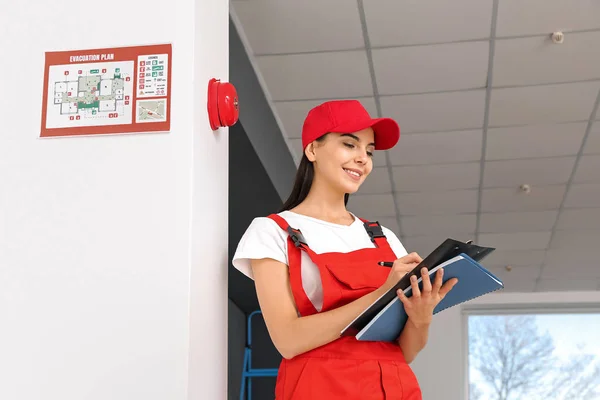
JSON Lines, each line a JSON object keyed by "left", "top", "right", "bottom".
{"left": 279, "top": 135, "right": 349, "bottom": 212}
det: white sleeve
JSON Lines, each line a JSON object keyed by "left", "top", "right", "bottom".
{"left": 232, "top": 217, "right": 289, "bottom": 280}
{"left": 381, "top": 226, "right": 409, "bottom": 259}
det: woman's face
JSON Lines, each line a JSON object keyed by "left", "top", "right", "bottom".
{"left": 308, "top": 127, "right": 375, "bottom": 195}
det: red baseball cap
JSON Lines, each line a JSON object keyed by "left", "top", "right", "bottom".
{"left": 301, "top": 100, "right": 400, "bottom": 150}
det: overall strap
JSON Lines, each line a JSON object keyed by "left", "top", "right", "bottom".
{"left": 358, "top": 217, "right": 394, "bottom": 251}
{"left": 267, "top": 214, "right": 319, "bottom": 316}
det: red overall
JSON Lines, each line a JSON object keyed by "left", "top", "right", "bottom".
{"left": 267, "top": 214, "right": 422, "bottom": 400}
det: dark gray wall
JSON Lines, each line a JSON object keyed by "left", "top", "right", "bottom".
{"left": 228, "top": 16, "right": 297, "bottom": 400}
{"left": 229, "top": 16, "right": 297, "bottom": 202}
{"left": 227, "top": 122, "right": 284, "bottom": 400}
{"left": 228, "top": 121, "right": 285, "bottom": 315}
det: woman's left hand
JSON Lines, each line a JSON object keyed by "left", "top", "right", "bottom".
{"left": 396, "top": 267, "right": 458, "bottom": 328}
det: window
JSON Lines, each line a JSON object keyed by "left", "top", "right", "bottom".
{"left": 467, "top": 312, "right": 600, "bottom": 400}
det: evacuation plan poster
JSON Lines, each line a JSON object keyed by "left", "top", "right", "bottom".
{"left": 40, "top": 43, "right": 172, "bottom": 138}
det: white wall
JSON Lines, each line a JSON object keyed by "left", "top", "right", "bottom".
{"left": 189, "top": 0, "right": 230, "bottom": 398}
{"left": 411, "top": 291, "right": 600, "bottom": 400}
{"left": 0, "top": 0, "right": 228, "bottom": 399}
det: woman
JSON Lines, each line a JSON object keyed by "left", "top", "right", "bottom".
{"left": 233, "top": 99, "right": 458, "bottom": 399}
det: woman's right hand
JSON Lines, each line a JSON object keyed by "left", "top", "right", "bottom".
{"left": 380, "top": 252, "right": 423, "bottom": 293}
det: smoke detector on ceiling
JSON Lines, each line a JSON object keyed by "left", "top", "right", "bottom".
{"left": 520, "top": 184, "right": 532, "bottom": 194}
{"left": 551, "top": 31, "right": 564, "bottom": 44}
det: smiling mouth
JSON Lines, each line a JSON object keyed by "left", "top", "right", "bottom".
{"left": 343, "top": 168, "right": 362, "bottom": 180}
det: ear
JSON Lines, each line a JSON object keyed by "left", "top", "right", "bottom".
{"left": 305, "top": 142, "right": 317, "bottom": 162}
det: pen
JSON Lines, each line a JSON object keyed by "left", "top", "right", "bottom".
{"left": 378, "top": 261, "right": 394, "bottom": 267}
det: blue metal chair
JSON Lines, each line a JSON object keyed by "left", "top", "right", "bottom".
{"left": 240, "top": 310, "right": 279, "bottom": 400}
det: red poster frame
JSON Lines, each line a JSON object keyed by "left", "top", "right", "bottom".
{"left": 40, "top": 43, "right": 172, "bottom": 138}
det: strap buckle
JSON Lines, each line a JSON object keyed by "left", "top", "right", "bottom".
{"left": 287, "top": 226, "right": 307, "bottom": 248}
{"left": 364, "top": 221, "right": 385, "bottom": 243}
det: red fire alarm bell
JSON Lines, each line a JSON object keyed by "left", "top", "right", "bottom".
{"left": 207, "top": 78, "right": 239, "bottom": 130}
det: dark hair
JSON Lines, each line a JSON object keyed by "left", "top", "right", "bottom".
{"left": 279, "top": 135, "right": 349, "bottom": 212}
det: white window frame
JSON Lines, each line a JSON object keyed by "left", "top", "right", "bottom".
{"left": 462, "top": 299, "right": 600, "bottom": 400}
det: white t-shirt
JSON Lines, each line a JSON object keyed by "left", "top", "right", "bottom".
{"left": 232, "top": 211, "right": 408, "bottom": 312}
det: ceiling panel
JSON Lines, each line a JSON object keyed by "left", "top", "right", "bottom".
{"left": 380, "top": 90, "right": 486, "bottom": 133}
{"left": 392, "top": 162, "right": 480, "bottom": 192}
{"left": 400, "top": 214, "right": 477, "bottom": 236}
{"left": 485, "top": 122, "right": 588, "bottom": 160}
{"left": 556, "top": 208, "right": 600, "bottom": 230}
{"left": 484, "top": 249, "right": 547, "bottom": 267}
{"left": 481, "top": 185, "right": 566, "bottom": 212}
{"left": 232, "top": 0, "right": 364, "bottom": 54}
{"left": 536, "top": 279, "right": 599, "bottom": 291}
{"left": 256, "top": 51, "right": 373, "bottom": 101}
{"left": 347, "top": 193, "right": 397, "bottom": 218}
{"left": 489, "top": 265, "right": 541, "bottom": 280}
{"left": 372, "top": 41, "right": 489, "bottom": 95}
{"left": 389, "top": 130, "right": 482, "bottom": 166}
{"left": 483, "top": 157, "right": 576, "bottom": 188}
{"left": 371, "top": 152, "right": 388, "bottom": 168}
{"left": 288, "top": 139, "right": 302, "bottom": 157}
{"left": 564, "top": 183, "right": 600, "bottom": 208}
{"left": 478, "top": 231, "right": 552, "bottom": 251}
{"left": 550, "top": 230, "right": 600, "bottom": 249}
{"left": 489, "top": 266, "right": 540, "bottom": 292}
{"left": 542, "top": 250, "right": 598, "bottom": 282}
{"left": 545, "top": 248, "right": 597, "bottom": 265}
{"left": 479, "top": 210, "right": 559, "bottom": 233}
{"left": 231, "top": 0, "right": 600, "bottom": 293}
{"left": 573, "top": 155, "right": 600, "bottom": 183}
{"left": 274, "top": 98, "right": 379, "bottom": 139}
{"left": 377, "top": 217, "right": 400, "bottom": 236}
{"left": 496, "top": 0, "right": 600, "bottom": 37}
{"left": 493, "top": 32, "right": 600, "bottom": 87}
{"left": 496, "top": 276, "right": 537, "bottom": 293}
{"left": 488, "top": 82, "right": 600, "bottom": 127}
{"left": 389, "top": 129, "right": 483, "bottom": 165}
{"left": 287, "top": 138, "right": 303, "bottom": 164}
{"left": 363, "top": 0, "right": 493, "bottom": 46}
{"left": 396, "top": 189, "right": 479, "bottom": 216}
{"left": 541, "top": 261, "right": 600, "bottom": 279}
{"left": 357, "top": 167, "right": 392, "bottom": 195}
{"left": 402, "top": 233, "right": 475, "bottom": 257}
{"left": 585, "top": 123, "right": 600, "bottom": 154}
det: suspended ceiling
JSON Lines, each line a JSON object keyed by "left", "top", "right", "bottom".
{"left": 230, "top": 0, "right": 600, "bottom": 292}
